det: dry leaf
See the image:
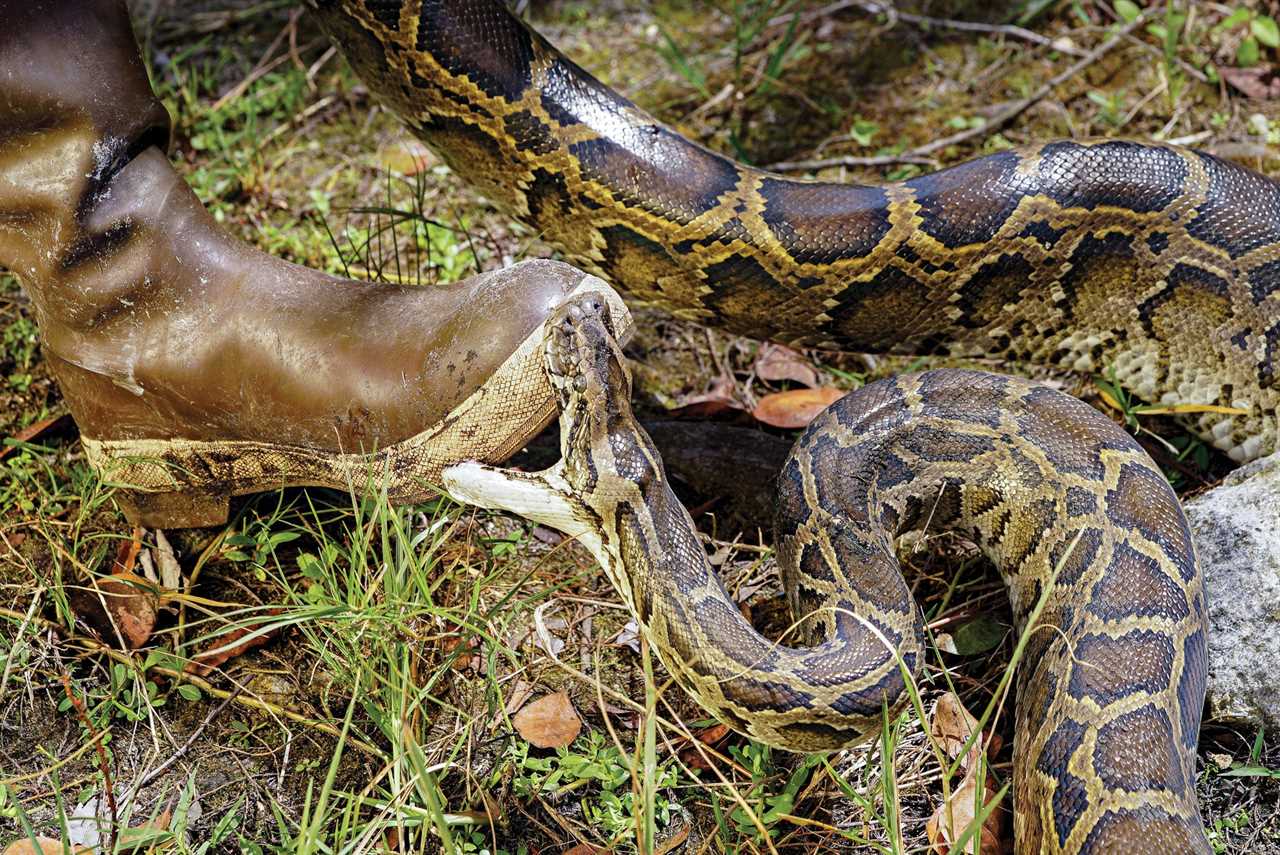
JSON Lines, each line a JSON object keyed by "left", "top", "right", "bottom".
{"left": 680, "top": 723, "right": 730, "bottom": 770}
{"left": 441, "top": 632, "right": 477, "bottom": 670}
{"left": 563, "top": 845, "right": 607, "bottom": 855}
{"left": 3, "top": 839, "right": 92, "bottom": 855}
{"left": 754, "top": 343, "right": 819, "bottom": 388}
{"left": 752, "top": 387, "right": 845, "bottom": 429}
{"left": 112, "top": 528, "right": 144, "bottom": 575}
{"left": 932, "top": 692, "right": 981, "bottom": 771}
{"left": 504, "top": 680, "right": 535, "bottom": 715}
{"left": 926, "top": 763, "right": 1002, "bottom": 855}
{"left": 668, "top": 375, "right": 744, "bottom": 419}
{"left": 612, "top": 619, "right": 641, "bottom": 653}
{"left": 1220, "top": 65, "right": 1280, "bottom": 100}
{"left": 656, "top": 821, "right": 690, "bottom": 855}
{"left": 927, "top": 693, "right": 1004, "bottom": 854}
{"left": 513, "top": 691, "right": 581, "bottom": 748}
{"left": 68, "top": 574, "right": 158, "bottom": 649}
{"left": 152, "top": 530, "right": 183, "bottom": 591}
{"left": 185, "top": 609, "right": 284, "bottom": 676}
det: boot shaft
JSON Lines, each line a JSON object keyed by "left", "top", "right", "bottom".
{"left": 0, "top": 0, "right": 171, "bottom": 308}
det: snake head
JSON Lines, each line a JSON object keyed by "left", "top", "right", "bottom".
{"left": 544, "top": 292, "right": 632, "bottom": 409}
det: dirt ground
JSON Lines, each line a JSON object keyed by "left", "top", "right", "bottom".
{"left": 3, "top": 0, "right": 1280, "bottom": 852}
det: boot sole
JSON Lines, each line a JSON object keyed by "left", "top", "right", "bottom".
{"left": 83, "top": 276, "right": 631, "bottom": 528}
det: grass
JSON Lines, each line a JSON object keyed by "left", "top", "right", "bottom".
{"left": 3, "top": 0, "right": 1280, "bottom": 852}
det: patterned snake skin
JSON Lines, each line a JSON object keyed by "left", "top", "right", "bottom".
{"left": 312, "top": 0, "right": 1280, "bottom": 465}
{"left": 445, "top": 296, "right": 1209, "bottom": 854}
{"left": 304, "top": 1, "right": 1238, "bottom": 851}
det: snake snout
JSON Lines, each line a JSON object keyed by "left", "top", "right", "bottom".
{"left": 545, "top": 293, "right": 614, "bottom": 395}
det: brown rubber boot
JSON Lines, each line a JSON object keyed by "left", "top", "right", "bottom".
{"left": 0, "top": 0, "right": 629, "bottom": 527}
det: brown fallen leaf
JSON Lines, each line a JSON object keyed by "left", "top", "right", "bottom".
{"left": 754, "top": 343, "right": 819, "bottom": 388}
{"left": 186, "top": 609, "right": 284, "bottom": 676}
{"left": 513, "top": 691, "right": 581, "bottom": 748}
{"left": 932, "top": 692, "right": 981, "bottom": 770}
{"left": 112, "top": 528, "right": 144, "bottom": 575}
{"left": 668, "top": 375, "right": 745, "bottom": 420}
{"left": 441, "top": 631, "right": 477, "bottom": 670}
{"left": 1220, "top": 65, "right": 1280, "bottom": 100}
{"left": 68, "top": 573, "right": 159, "bottom": 649}
{"left": 563, "top": 844, "right": 608, "bottom": 855}
{"left": 680, "top": 723, "right": 730, "bottom": 770}
{"left": 3, "top": 839, "right": 92, "bottom": 855}
{"left": 752, "top": 387, "right": 845, "bottom": 429}
{"left": 0, "top": 413, "right": 74, "bottom": 461}
{"left": 927, "top": 692, "right": 1005, "bottom": 854}
{"left": 656, "top": 820, "right": 690, "bottom": 855}
{"left": 926, "top": 761, "right": 1003, "bottom": 855}
{"left": 151, "top": 530, "right": 183, "bottom": 591}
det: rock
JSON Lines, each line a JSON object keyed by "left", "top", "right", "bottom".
{"left": 1186, "top": 450, "right": 1280, "bottom": 730}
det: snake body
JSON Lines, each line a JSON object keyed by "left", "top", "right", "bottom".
{"left": 306, "top": 1, "right": 1236, "bottom": 850}
{"left": 446, "top": 296, "right": 1209, "bottom": 853}
{"left": 315, "top": 0, "right": 1280, "bottom": 463}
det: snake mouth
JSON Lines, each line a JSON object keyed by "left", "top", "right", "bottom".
{"left": 544, "top": 291, "right": 628, "bottom": 403}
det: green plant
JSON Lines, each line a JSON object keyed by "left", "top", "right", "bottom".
{"left": 1213, "top": 6, "right": 1280, "bottom": 67}
{"left": 1087, "top": 89, "right": 1127, "bottom": 127}
{"left": 2, "top": 314, "right": 39, "bottom": 390}
{"left": 711, "top": 741, "right": 820, "bottom": 846}
{"left": 1219, "top": 729, "right": 1280, "bottom": 781}
{"left": 508, "top": 730, "right": 680, "bottom": 849}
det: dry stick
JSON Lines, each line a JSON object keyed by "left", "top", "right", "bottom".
{"left": 772, "top": 11, "right": 1151, "bottom": 173}
{"left": 906, "top": 10, "right": 1152, "bottom": 159}
{"left": 768, "top": 0, "right": 1087, "bottom": 56}
{"left": 847, "top": 1, "right": 1088, "bottom": 56}
{"left": 137, "top": 685, "right": 246, "bottom": 789}
{"left": 60, "top": 672, "right": 118, "bottom": 853}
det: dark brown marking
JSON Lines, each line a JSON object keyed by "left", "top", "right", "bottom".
{"left": 1068, "top": 630, "right": 1174, "bottom": 706}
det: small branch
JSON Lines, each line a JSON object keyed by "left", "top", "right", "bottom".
{"left": 61, "top": 672, "right": 118, "bottom": 853}
{"left": 137, "top": 685, "right": 245, "bottom": 789}
{"left": 769, "top": 0, "right": 1087, "bottom": 56}
{"left": 769, "top": 11, "right": 1150, "bottom": 173}
{"left": 850, "top": 1, "right": 1088, "bottom": 56}
{"left": 905, "top": 10, "right": 1152, "bottom": 159}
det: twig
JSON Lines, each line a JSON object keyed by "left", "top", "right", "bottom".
{"left": 770, "top": 11, "right": 1150, "bottom": 172}
{"left": 905, "top": 10, "right": 1153, "bottom": 158}
{"left": 770, "top": 0, "right": 1088, "bottom": 56}
{"left": 861, "top": 1, "right": 1087, "bottom": 55}
{"left": 137, "top": 685, "right": 245, "bottom": 789}
{"left": 61, "top": 672, "right": 118, "bottom": 852}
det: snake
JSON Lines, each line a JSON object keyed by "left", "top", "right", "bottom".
{"left": 446, "top": 295, "right": 1209, "bottom": 853}
{"left": 300, "top": 1, "right": 1244, "bottom": 850}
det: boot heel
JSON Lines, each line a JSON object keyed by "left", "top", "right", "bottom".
{"left": 117, "top": 489, "right": 231, "bottom": 528}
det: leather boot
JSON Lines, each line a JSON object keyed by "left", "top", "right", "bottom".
{"left": 0, "top": 0, "right": 629, "bottom": 527}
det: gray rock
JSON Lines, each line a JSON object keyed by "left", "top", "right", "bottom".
{"left": 1186, "top": 450, "right": 1280, "bottom": 730}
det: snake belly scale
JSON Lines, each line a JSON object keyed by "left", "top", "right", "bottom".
{"left": 306, "top": 1, "right": 1230, "bottom": 851}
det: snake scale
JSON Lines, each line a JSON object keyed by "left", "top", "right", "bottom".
{"left": 302, "top": 1, "right": 1255, "bottom": 851}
